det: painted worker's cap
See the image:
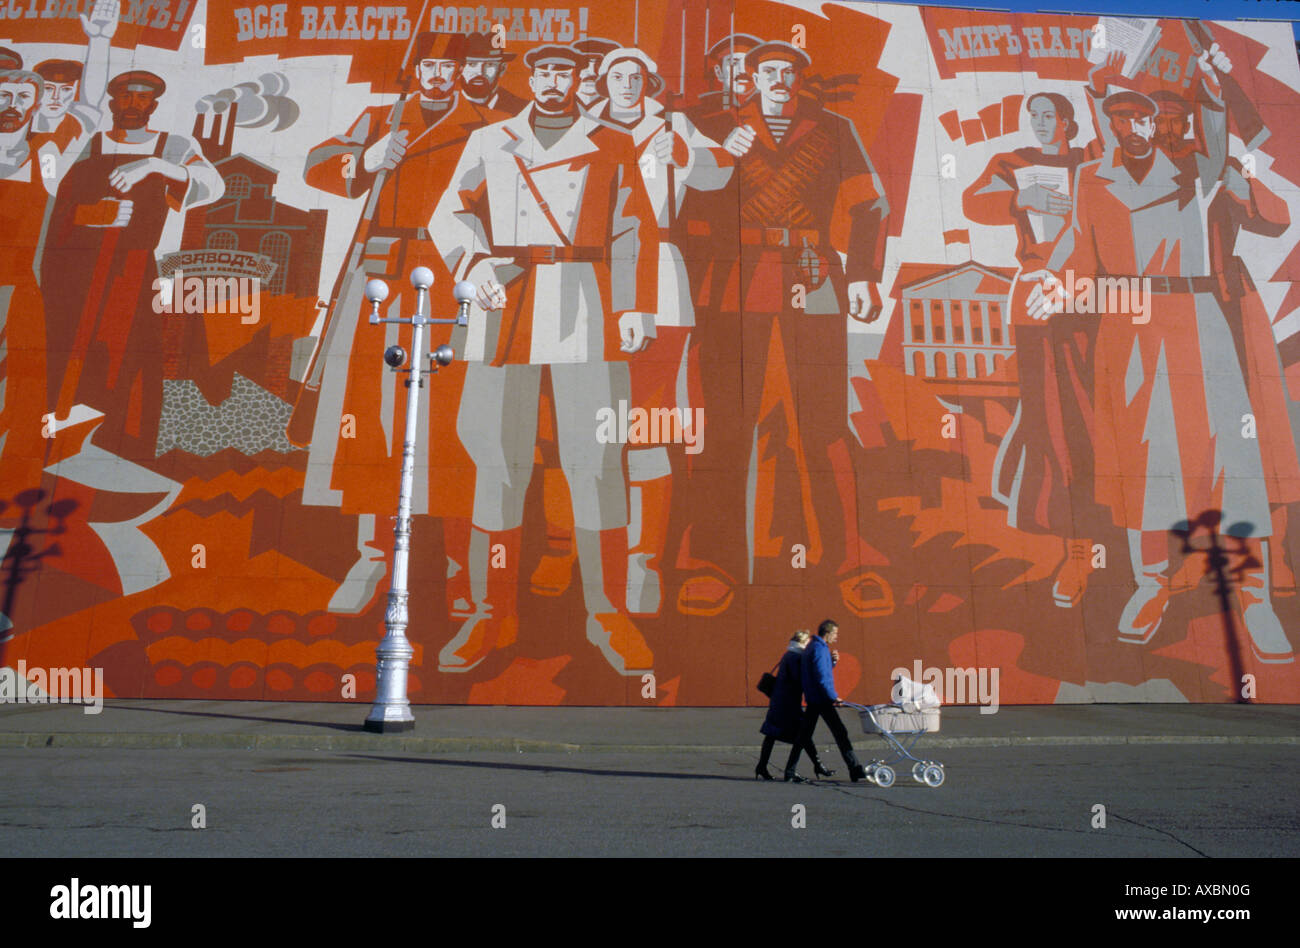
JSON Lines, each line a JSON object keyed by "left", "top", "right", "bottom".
{"left": 108, "top": 70, "right": 166, "bottom": 96}
{"left": 524, "top": 44, "right": 585, "bottom": 69}
{"left": 1102, "top": 89, "right": 1157, "bottom": 117}
{"left": 1148, "top": 89, "right": 1192, "bottom": 115}
{"left": 34, "top": 59, "right": 83, "bottom": 84}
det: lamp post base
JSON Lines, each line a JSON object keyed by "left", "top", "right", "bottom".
{"left": 363, "top": 716, "right": 416, "bottom": 734}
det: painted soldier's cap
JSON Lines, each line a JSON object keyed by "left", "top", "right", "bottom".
{"left": 108, "top": 70, "right": 166, "bottom": 96}
{"left": 34, "top": 59, "right": 83, "bottom": 84}
{"left": 746, "top": 40, "right": 812, "bottom": 72}
{"left": 1148, "top": 89, "right": 1193, "bottom": 115}
{"left": 412, "top": 31, "right": 464, "bottom": 63}
{"left": 572, "top": 37, "right": 620, "bottom": 64}
{"left": 705, "top": 33, "right": 762, "bottom": 60}
{"left": 450, "top": 31, "right": 517, "bottom": 62}
{"left": 597, "top": 47, "right": 666, "bottom": 98}
{"left": 523, "top": 44, "right": 585, "bottom": 70}
{"left": 0, "top": 46, "right": 21, "bottom": 70}
{"left": 1102, "top": 89, "right": 1156, "bottom": 117}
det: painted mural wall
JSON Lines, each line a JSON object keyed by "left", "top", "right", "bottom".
{"left": 3, "top": 0, "right": 1300, "bottom": 707}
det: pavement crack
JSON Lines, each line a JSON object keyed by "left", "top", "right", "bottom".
{"left": 1108, "top": 812, "right": 1211, "bottom": 857}
{"left": 819, "top": 784, "right": 1166, "bottom": 842}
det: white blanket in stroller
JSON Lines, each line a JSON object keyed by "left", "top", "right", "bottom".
{"left": 890, "top": 674, "right": 942, "bottom": 712}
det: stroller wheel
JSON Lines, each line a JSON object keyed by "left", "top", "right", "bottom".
{"left": 923, "top": 764, "right": 945, "bottom": 788}
{"left": 874, "top": 765, "right": 896, "bottom": 788}
{"left": 911, "top": 762, "right": 925, "bottom": 782}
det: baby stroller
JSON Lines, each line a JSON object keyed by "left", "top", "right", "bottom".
{"left": 842, "top": 675, "right": 945, "bottom": 788}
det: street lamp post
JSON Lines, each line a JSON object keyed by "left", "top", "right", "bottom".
{"left": 363, "top": 267, "right": 475, "bottom": 733}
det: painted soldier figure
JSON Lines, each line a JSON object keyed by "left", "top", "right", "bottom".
{"left": 1206, "top": 152, "right": 1300, "bottom": 600}
{"left": 1031, "top": 43, "right": 1294, "bottom": 663}
{"left": 430, "top": 43, "right": 660, "bottom": 675}
{"left": 297, "top": 31, "right": 505, "bottom": 615}
{"left": 678, "top": 40, "right": 893, "bottom": 617}
{"left": 686, "top": 32, "right": 760, "bottom": 143}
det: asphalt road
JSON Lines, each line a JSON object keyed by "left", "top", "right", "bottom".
{"left": 3, "top": 743, "right": 1297, "bottom": 858}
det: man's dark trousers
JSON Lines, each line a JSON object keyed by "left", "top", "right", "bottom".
{"left": 786, "top": 702, "right": 860, "bottom": 773}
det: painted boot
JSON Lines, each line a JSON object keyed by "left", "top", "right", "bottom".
{"left": 1238, "top": 540, "right": 1296, "bottom": 664}
{"left": 1052, "top": 538, "right": 1095, "bottom": 608}
{"left": 627, "top": 447, "right": 672, "bottom": 616}
{"left": 529, "top": 466, "right": 576, "bottom": 597}
{"left": 439, "top": 527, "right": 520, "bottom": 672}
{"left": 577, "top": 526, "right": 653, "bottom": 675}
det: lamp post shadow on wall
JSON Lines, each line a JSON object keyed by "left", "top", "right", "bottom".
{"left": 362, "top": 268, "right": 475, "bottom": 733}
{"left": 1171, "top": 510, "right": 1254, "bottom": 704}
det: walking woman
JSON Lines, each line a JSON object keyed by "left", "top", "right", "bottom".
{"left": 756, "top": 630, "right": 834, "bottom": 780}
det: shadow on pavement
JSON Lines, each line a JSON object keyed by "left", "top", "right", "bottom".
{"left": 109, "top": 702, "right": 362, "bottom": 733}
{"left": 344, "top": 752, "right": 779, "bottom": 783}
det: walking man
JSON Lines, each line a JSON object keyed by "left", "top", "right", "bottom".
{"left": 784, "top": 619, "right": 866, "bottom": 782}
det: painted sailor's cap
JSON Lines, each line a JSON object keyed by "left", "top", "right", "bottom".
{"left": 705, "top": 33, "right": 762, "bottom": 60}
{"left": 1102, "top": 89, "right": 1157, "bottom": 117}
{"left": 108, "top": 70, "right": 166, "bottom": 96}
{"left": 523, "top": 44, "right": 585, "bottom": 70}
{"left": 0, "top": 46, "right": 21, "bottom": 71}
{"left": 745, "top": 40, "right": 811, "bottom": 72}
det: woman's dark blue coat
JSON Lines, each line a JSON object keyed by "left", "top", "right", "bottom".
{"left": 760, "top": 646, "right": 806, "bottom": 742}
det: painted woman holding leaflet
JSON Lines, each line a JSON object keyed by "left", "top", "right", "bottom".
{"left": 964, "top": 85, "right": 1102, "bottom": 610}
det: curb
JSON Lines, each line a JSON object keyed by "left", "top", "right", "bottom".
{"left": 1, "top": 733, "right": 1296, "bottom": 752}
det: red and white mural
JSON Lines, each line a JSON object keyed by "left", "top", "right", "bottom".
{"left": 3, "top": 0, "right": 1300, "bottom": 706}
